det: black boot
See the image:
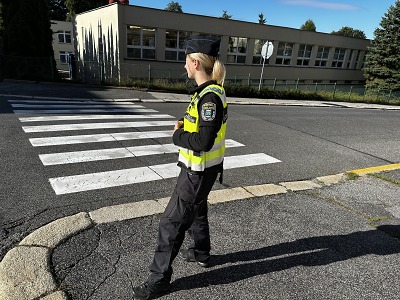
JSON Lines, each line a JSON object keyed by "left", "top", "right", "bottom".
{"left": 179, "top": 249, "right": 210, "bottom": 268}
{"left": 133, "top": 281, "right": 171, "bottom": 300}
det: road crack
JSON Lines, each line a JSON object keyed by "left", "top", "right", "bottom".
{"left": 86, "top": 226, "right": 123, "bottom": 300}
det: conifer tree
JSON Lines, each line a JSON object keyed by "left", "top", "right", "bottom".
{"left": 0, "top": 2, "right": 4, "bottom": 35}
{"left": 3, "top": 0, "right": 53, "bottom": 56}
{"left": 49, "top": 0, "right": 68, "bottom": 21}
{"left": 221, "top": 10, "right": 232, "bottom": 19}
{"left": 300, "top": 19, "right": 316, "bottom": 32}
{"left": 258, "top": 13, "right": 266, "bottom": 24}
{"left": 2, "top": 0, "right": 57, "bottom": 80}
{"left": 331, "top": 26, "right": 366, "bottom": 39}
{"left": 364, "top": 0, "right": 400, "bottom": 91}
{"left": 164, "top": 1, "right": 183, "bottom": 13}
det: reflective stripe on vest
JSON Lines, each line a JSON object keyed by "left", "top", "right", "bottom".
{"left": 178, "top": 84, "right": 227, "bottom": 173}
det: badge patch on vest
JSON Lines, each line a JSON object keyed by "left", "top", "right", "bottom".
{"left": 201, "top": 102, "right": 216, "bottom": 121}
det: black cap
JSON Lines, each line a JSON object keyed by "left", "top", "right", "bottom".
{"left": 184, "top": 35, "right": 221, "bottom": 57}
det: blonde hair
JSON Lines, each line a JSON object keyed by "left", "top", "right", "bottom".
{"left": 188, "top": 53, "right": 226, "bottom": 86}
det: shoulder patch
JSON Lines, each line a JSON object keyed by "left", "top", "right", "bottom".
{"left": 201, "top": 102, "right": 217, "bottom": 121}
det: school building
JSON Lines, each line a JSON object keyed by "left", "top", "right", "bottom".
{"left": 72, "top": 3, "right": 371, "bottom": 85}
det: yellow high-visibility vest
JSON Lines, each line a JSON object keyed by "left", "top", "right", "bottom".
{"left": 178, "top": 84, "right": 228, "bottom": 173}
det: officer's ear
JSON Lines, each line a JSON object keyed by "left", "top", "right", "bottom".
{"left": 192, "top": 59, "right": 202, "bottom": 70}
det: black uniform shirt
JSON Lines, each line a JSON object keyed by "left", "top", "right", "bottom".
{"left": 173, "top": 80, "right": 224, "bottom": 153}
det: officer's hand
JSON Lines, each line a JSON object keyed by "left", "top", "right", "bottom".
{"left": 174, "top": 121, "right": 184, "bottom": 131}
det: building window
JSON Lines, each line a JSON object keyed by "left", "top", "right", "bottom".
{"left": 354, "top": 50, "right": 365, "bottom": 70}
{"left": 297, "top": 44, "right": 312, "bottom": 66}
{"left": 315, "top": 46, "right": 330, "bottom": 67}
{"left": 275, "top": 42, "right": 293, "bottom": 65}
{"left": 165, "top": 30, "right": 190, "bottom": 61}
{"left": 227, "top": 36, "right": 247, "bottom": 64}
{"left": 59, "top": 51, "right": 73, "bottom": 64}
{"left": 252, "top": 39, "right": 272, "bottom": 65}
{"left": 58, "top": 31, "right": 71, "bottom": 44}
{"left": 346, "top": 49, "right": 354, "bottom": 69}
{"left": 331, "top": 48, "right": 346, "bottom": 68}
{"left": 127, "top": 25, "right": 156, "bottom": 60}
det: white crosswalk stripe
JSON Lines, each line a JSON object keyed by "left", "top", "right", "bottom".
{"left": 9, "top": 98, "right": 281, "bottom": 195}
{"left": 11, "top": 103, "right": 146, "bottom": 109}
{"left": 13, "top": 108, "right": 159, "bottom": 114}
{"left": 9, "top": 100, "right": 136, "bottom": 105}
{"left": 39, "top": 139, "right": 245, "bottom": 165}
{"left": 19, "top": 114, "right": 174, "bottom": 122}
{"left": 22, "top": 120, "right": 177, "bottom": 132}
{"left": 49, "top": 154, "right": 280, "bottom": 195}
{"left": 28, "top": 130, "right": 174, "bottom": 146}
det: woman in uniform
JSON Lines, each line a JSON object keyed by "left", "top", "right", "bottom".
{"left": 134, "top": 35, "right": 227, "bottom": 300}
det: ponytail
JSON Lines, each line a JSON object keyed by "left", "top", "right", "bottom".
{"left": 212, "top": 59, "right": 226, "bottom": 86}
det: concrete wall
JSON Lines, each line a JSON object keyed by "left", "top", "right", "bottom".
{"left": 73, "top": 4, "right": 121, "bottom": 83}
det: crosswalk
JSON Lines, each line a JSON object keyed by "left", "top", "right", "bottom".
{"left": 9, "top": 98, "right": 281, "bottom": 195}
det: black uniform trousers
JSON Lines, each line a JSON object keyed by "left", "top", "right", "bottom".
{"left": 148, "top": 167, "right": 219, "bottom": 284}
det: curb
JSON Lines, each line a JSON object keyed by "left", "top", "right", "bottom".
{"left": 0, "top": 213, "right": 92, "bottom": 300}
{"left": 347, "top": 163, "right": 400, "bottom": 175}
{"left": 0, "top": 172, "right": 349, "bottom": 300}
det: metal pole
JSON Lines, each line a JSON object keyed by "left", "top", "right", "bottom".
{"left": 348, "top": 86, "right": 353, "bottom": 100}
{"left": 258, "top": 56, "right": 266, "bottom": 92}
{"left": 332, "top": 82, "right": 337, "bottom": 100}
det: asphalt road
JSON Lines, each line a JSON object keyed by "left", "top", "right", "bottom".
{"left": 1, "top": 81, "right": 400, "bottom": 261}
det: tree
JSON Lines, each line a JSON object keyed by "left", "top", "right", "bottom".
{"left": 221, "top": 10, "right": 232, "bottom": 19}
{"left": 331, "top": 26, "right": 366, "bottom": 39}
{"left": 300, "top": 19, "right": 316, "bottom": 32}
{"left": 258, "top": 13, "right": 266, "bottom": 24}
{"left": 364, "top": 0, "right": 400, "bottom": 91}
{"left": 2, "top": 0, "right": 57, "bottom": 80}
{"left": 3, "top": 0, "right": 53, "bottom": 57}
{"left": 164, "top": 1, "right": 182, "bottom": 12}
{"left": 48, "top": 0, "right": 69, "bottom": 21}
{"left": 0, "top": 1, "right": 4, "bottom": 35}
{"left": 65, "top": 0, "right": 107, "bottom": 21}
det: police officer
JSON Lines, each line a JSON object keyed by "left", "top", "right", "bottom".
{"left": 133, "top": 35, "right": 227, "bottom": 300}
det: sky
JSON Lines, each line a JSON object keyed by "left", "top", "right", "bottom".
{"left": 131, "top": 0, "right": 397, "bottom": 39}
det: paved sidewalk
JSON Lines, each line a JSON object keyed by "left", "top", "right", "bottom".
{"left": 1, "top": 166, "right": 400, "bottom": 299}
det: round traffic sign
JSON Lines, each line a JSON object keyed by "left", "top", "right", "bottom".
{"left": 261, "top": 41, "right": 274, "bottom": 59}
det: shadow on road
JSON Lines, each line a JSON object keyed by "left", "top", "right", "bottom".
{"left": 172, "top": 225, "right": 400, "bottom": 291}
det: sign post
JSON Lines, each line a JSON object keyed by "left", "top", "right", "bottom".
{"left": 258, "top": 41, "right": 274, "bottom": 92}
